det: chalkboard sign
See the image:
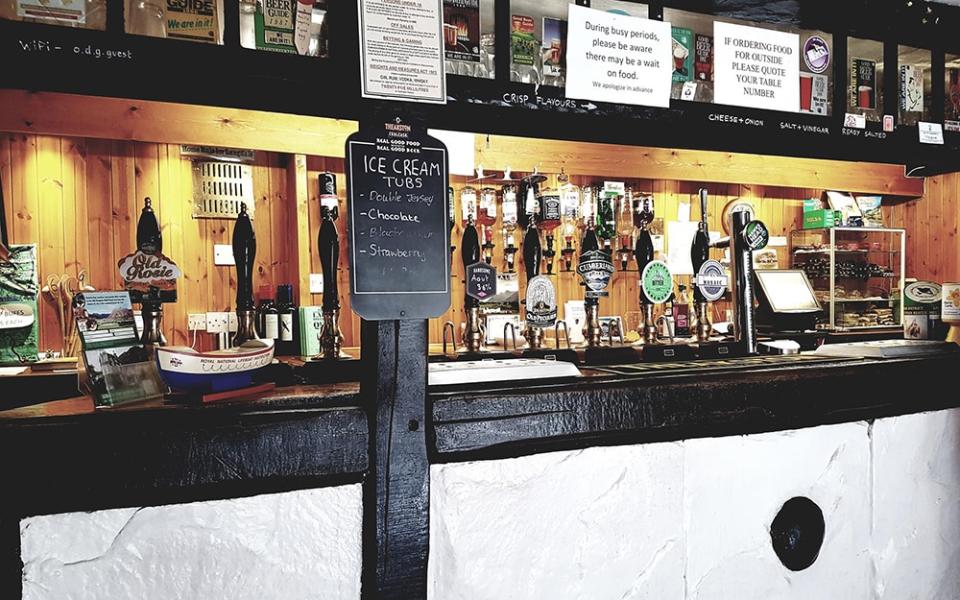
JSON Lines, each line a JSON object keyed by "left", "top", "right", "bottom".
{"left": 466, "top": 262, "right": 496, "bottom": 301}
{"left": 346, "top": 117, "right": 451, "bottom": 320}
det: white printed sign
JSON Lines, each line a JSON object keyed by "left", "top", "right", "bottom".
{"left": 358, "top": 0, "right": 446, "bottom": 104}
{"left": 714, "top": 21, "right": 799, "bottom": 112}
{"left": 918, "top": 122, "right": 944, "bottom": 145}
{"left": 565, "top": 4, "right": 672, "bottom": 108}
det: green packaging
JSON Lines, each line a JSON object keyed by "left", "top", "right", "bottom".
{"left": 0, "top": 244, "right": 39, "bottom": 365}
{"left": 255, "top": 0, "right": 297, "bottom": 53}
{"left": 298, "top": 306, "right": 323, "bottom": 357}
{"left": 803, "top": 209, "right": 841, "bottom": 229}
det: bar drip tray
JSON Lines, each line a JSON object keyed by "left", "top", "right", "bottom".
{"left": 591, "top": 353, "right": 855, "bottom": 377}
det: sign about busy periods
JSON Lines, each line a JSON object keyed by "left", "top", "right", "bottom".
{"left": 565, "top": 4, "right": 672, "bottom": 108}
{"left": 346, "top": 117, "right": 451, "bottom": 320}
{"left": 714, "top": 21, "right": 799, "bottom": 112}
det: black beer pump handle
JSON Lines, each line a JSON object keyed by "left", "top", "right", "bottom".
{"left": 137, "top": 197, "right": 162, "bottom": 254}
{"left": 691, "top": 189, "right": 710, "bottom": 302}
{"left": 318, "top": 217, "right": 340, "bottom": 313}
{"left": 634, "top": 227, "right": 654, "bottom": 305}
{"left": 461, "top": 218, "right": 481, "bottom": 308}
{"left": 232, "top": 202, "right": 256, "bottom": 312}
{"left": 523, "top": 223, "right": 541, "bottom": 281}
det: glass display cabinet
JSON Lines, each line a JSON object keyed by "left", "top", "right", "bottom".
{"left": 791, "top": 227, "right": 906, "bottom": 330}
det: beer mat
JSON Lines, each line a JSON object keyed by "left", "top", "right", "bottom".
{"left": 590, "top": 353, "right": 860, "bottom": 376}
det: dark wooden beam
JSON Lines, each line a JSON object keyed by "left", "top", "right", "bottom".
{"left": 361, "top": 319, "right": 430, "bottom": 599}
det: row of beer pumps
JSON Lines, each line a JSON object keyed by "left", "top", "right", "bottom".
{"left": 446, "top": 173, "right": 770, "bottom": 360}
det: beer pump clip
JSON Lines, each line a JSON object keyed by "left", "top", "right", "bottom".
{"left": 442, "top": 215, "right": 514, "bottom": 360}
{"left": 117, "top": 198, "right": 181, "bottom": 348}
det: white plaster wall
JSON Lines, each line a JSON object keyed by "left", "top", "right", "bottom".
{"left": 872, "top": 409, "right": 960, "bottom": 599}
{"left": 683, "top": 422, "right": 871, "bottom": 599}
{"left": 429, "top": 442, "right": 686, "bottom": 600}
{"left": 20, "top": 485, "right": 363, "bottom": 600}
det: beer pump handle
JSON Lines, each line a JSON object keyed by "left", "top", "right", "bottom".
{"left": 634, "top": 227, "right": 655, "bottom": 304}
{"left": 232, "top": 202, "right": 256, "bottom": 312}
{"left": 523, "top": 221, "right": 542, "bottom": 280}
{"left": 137, "top": 197, "right": 162, "bottom": 254}
{"left": 462, "top": 217, "right": 481, "bottom": 308}
{"left": 318, "top": 216, "right": 340, "bottom": 313}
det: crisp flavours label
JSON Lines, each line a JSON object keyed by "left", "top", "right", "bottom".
{"left": 577, "top": 250, "right": 614, "bottom": 298}
{"left": 511, "top": 15, "right": 536, "bottom": 67}
{"left": 525, "top": 275, "right": 557, "bottom": 328}
{"left": 16, "top": 0, "right": 85, "bottom": 24}
{"left": 641, "top": 260, "right": 673, "bottom": 305}
{"left": 256, "top": 0, "right": 297, "bottom": 53}
{"left": 166, "top": 0, "right": 218, "bottom": 43}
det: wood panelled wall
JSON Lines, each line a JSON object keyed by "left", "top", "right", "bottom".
{"left": 2, "top": 129, "right": 952, "bottom": 355}
{"left": 884, "top": 173, "right": 960, "bottom": 284}
{"left": 0, "top": 133, "right": 298, "bottom": 352}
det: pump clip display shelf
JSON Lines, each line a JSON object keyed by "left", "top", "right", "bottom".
{"left": 790, "top": 227, "right": 906, "bottom": 331}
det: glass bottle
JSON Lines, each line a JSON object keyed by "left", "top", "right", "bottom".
{"left": 580, "top": 184, "right": 596, "bottom": 230}
{"left": 256, "top": 285, "right": 278, "bottom": 341}
{"left": 276, "top": 283, "right": 297, "bottom": 355}
{"left": 460, "top": 186, "right": 478, "bottom": 226}
{"left": 559, "top": 174, "right": 580, "bottom": 271}
{"left": 596, "top": 187, "right": 617, "bottom": 252}
{"left": 538, "top": 183, "right": 561, "bottom": 275}
{"left": 616, "top": 189, "right": 636, "bottom": 270}
{"left": 501, "top": 182, "right": 519, "bottom": 272}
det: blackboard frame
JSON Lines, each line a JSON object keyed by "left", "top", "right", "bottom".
{"left": 345, "top": 119, "right": 452, "bottom": 321}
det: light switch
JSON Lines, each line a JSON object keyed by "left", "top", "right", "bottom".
{"left": 310, "top": 273, "right": 324, "bottom": 294}
{"left": 214, "top": 244, "right": 235, "bottom": 266}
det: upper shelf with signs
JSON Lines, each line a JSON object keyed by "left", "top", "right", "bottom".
{"left": 3, "top": 0, "right": 960, "bottom": 172}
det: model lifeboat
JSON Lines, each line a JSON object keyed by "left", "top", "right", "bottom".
{"left": 155, "top": 340, "right": 274, "bottom": 393}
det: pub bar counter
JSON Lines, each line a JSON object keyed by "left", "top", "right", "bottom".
{"left": 3, "top": 0, "right": 960, "bottom": 598}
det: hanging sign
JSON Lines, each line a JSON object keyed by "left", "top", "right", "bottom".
{"left": 565, "top": 4, "right": 672, "bottom": 108}
{"left": 346, "top": 117, "right": 451, "bottom": 320}
{"left": 713, "top": 21, "right": 799, "bottom": 113}
{"left": 577, "top": 249, "right": 615, "bottom": 299}
{"left": 466, "top": 261, "right": 496, "bottom": 301}
{"left": 358, "top": 0, "right": 447, "bottom": 104}
{"left": 525, "top": 275, "right": 557, "bottom": 328}
{"left": 641, "top": 260, "right": 673, "bottom": 305}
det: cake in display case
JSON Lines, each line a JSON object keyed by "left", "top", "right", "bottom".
{"left": 790, "top": 228, "right": 905, "bottom": 330}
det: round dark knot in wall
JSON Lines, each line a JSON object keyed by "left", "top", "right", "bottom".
{"left": 769, "top": 496, "right": 825, "bottom": 571}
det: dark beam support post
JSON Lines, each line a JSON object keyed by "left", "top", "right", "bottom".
{"left": 361, "top": 319, "right": 430, "bottom": 599}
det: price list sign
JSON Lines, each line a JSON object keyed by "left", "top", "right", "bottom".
{"left": 346, "top": 118, "right": 451, "bottom": 320}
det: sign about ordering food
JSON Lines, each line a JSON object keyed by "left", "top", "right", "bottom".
{"left": 714, "top": 21, "right": 799, "bottom": 113}
{"left": 565, "top": 4, "right": 672, "bottom": 108}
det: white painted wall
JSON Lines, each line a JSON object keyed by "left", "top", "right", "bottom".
{"left": 20, "top": 485, "right": 363, "bottom": 600}
{"left": 429, "top": 442, "right": 686, "bottom": 600}
{"left": 430, "top": 409, "right": 960, "bottom": 600}
{"left": 872, "top": 409, "right": 960, "bottom": 599}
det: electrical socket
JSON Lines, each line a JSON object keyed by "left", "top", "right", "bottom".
{"left": 206, "top": 312, "right": 229, "bottom": 334}
{"left": 188, "top": 313, "right": 207, "bottom": 331}
{"left": 228, "top": 312, "right": 238, "bottom": 333}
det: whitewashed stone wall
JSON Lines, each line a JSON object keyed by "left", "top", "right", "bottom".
{"left": 20, "top": 485, "right": 363, "bottom": 600}
{"left": 430, "top": 409, "right": 960, "bottom": 599}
